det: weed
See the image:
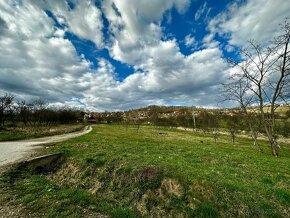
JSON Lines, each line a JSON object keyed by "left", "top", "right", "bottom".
{"left": 135, "top": 166, "right": 164, "bottom": 191}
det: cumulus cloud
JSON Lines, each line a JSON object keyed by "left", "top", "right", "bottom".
{"left": 97, "top": 0, "right": 228, "bottom": 109}
{"left": 0, "top": 0, "right": 228, "bottom": 111}
{"left": 208, "top": 0, "right": 290, "bottom": 47}
{"left": 0, "top": 0, "right": 104, "bottom": 101}
{"left": 3, "top": 0, "right": 286, "bottom": 111}
{"left": 101, "top": 0, "right": 190, "bottom": 64}
{"left": 36, "top": 0, "right": 104, "bottom": 48}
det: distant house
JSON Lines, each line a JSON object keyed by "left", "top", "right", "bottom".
{"left": 88, "top": 117, "right": 97, "bottom": 123}
{"left": 84, "top": 113, "right": 97, "bottom": 123}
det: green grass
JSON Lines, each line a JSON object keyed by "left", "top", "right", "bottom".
{"left": 1, "top": 124, "right": 290, "bottom": 217}
{"left": 0, "top": 124, "right": 85, "bottom": 141}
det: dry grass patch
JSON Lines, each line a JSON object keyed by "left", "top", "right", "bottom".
{"left": 48, "top": 162, "right": 83, "bottom": 188}
{"left": 159, "top": 178, "right": 183, "bottom": 197}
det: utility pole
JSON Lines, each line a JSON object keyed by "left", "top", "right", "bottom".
{"left": 192, "top": 105, "right": 196, "bottom": 131}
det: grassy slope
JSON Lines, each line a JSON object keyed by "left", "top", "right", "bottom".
{"left": 1, "top": 124, "right": 290, "bottom": 217}
{"left": 0, "top": 124, "right": 85, "bottom": 141}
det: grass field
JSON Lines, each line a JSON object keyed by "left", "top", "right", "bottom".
{"left": 1, "top": 124, "right": 290, "bottom": 217}
{"left": 0, "top": 124, "right": 85, "bottom": 141}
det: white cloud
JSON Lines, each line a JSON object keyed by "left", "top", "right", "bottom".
{"left": 208, "top": 0, "right": 290, "bottom": 47}
{"left": 0, "top": 0, "right": 228, "bottom": 111}
{"left": 202, "top": 33, "right": 220, "bottom": 49}
{"left": 113, "top": 41, "right": 227, "bottom": 109}
{"left": 194, "top": 1, "right": 211, "bottom": 22}
{"left": 184, "top": 34, "right": 196, "bottom": 48}
{"left": 0, "top": 1, "right": 105, "bottom": 101}
{"left": 224, "top": 44, "right": 235, "bottom": 53}
{"left": 101, "top": 0, "right": 190, "bottom": 65}
{"left": 0, "top": 0, "right": 54, "bottom": 39}
{"left": 38, "top": 0, "right": 104, "bottom": 48}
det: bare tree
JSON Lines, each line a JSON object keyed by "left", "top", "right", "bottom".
{"left": 0, "top": 94, "right": 14, "bottom": 127}
{"left": 221, "top": 74, "right": 263, "bottom": 151}
{"left": 31, "top": 98, "right": 47, "bottom": 126}
{"left": 222, "top": 20, "right": 290, "bottom": 156}
{"left": 225, "top": 113, "right": 240, "bottom": 145}
{"left": 17, "top": 100, "right": 32, "bottom": 127}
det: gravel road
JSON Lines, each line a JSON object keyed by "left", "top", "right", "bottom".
{"left": 0, "top": 126, "right": 92, "bottom": 167}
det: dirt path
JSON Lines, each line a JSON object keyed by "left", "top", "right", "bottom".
{"left": 0, "top": 126, "right": 92, "bottom": 168}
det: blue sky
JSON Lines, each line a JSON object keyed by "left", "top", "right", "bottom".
{"left": 0, "top": 0, "right": 289, "bottom": 111}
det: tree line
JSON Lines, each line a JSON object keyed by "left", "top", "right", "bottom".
{"left": 0, "top": 94, "right": 85, "bottom": 128}
{"left": 96, "top": 106, "right": 290, "bottom": 137}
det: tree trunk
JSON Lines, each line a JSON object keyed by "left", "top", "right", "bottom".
{"left": 230, "top": 131, "right": 235, "bottom": 145}
{"left": 251, "top": 132, "right": 264, "bottom": 153}
{"left": 270, "top": 136, "right": 280, "bottom": 157}
{"left": 264, "top": 126, "right": 280, "bottom": 156}
{"left": 247, "top": 120, "right": 263, "bottom": 152}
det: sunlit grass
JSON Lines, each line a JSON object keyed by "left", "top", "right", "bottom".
{"left": 2, "top": 124, "right": 289, "bottom": 217}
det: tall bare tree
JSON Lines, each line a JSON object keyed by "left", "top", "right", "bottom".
{"left": 222, "top": 20, "right": 290, "bottom": 156}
